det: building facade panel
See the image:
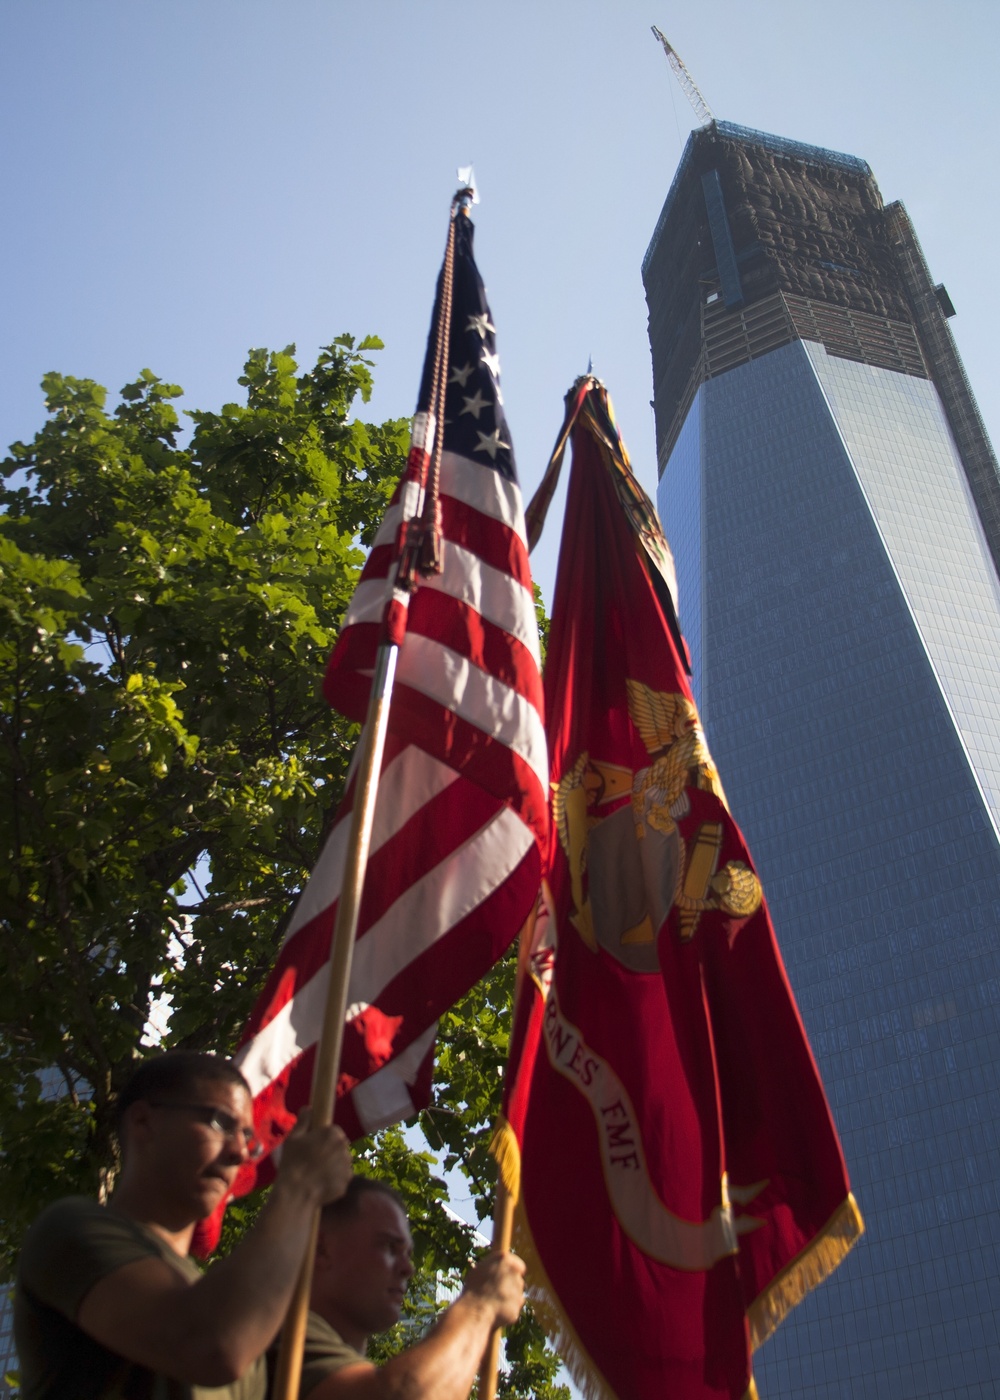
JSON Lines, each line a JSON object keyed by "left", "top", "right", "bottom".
{"left": 805, "top": 343, "right": 1000, "bottom": 829}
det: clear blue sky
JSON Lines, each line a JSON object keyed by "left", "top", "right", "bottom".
{"left": 2, "top": 0, "right": 998, "bottom": 606}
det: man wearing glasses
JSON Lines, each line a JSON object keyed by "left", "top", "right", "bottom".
{"left": 15, "top": 1050, "right": 353, "bottom": 1399}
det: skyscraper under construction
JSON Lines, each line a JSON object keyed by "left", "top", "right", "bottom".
{"left": 645, "top": 121, "right": 1000, "bottom": 1398}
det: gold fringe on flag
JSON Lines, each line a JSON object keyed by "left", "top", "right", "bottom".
{"left": 747, "top": 1193, "right": 865, "bottom": 1350}
{"left": 490, "top": 1118, "right": 612, "bottom": 1399}
{"left": 491, "top": 1118, "right": 858, "bottom": 1397}
{"left": 488, "top": 1115, "right": 521, "bottom": 1202}
{"left": 513, "top": 1204, "right": 618, "bottom": 1400}
{"left": 513, "top": 1201, "right": 762, "bottom": 1400}
{"left": 490, "top": 1119, "right": 761, "bottom": 1400}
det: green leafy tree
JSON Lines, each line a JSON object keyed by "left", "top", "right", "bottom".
{"left": 0, "top": 342, "right": 566, "bottom": 1397}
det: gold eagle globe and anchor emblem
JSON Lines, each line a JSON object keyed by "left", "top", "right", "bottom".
{"left": 553, "top": 681, "right": 762, "bottom": 970}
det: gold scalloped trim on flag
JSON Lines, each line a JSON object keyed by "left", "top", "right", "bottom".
{"left": 490, "top": 1117, "right": 615, "bottom": 1399}
{"left": 489, "top": 1117, "right": 759, "bottom": 1400}
{"left": 489, "top": 1114, "right": 521, "bottom": 1201}
{"left": 748, "top": 1192, "right": 865, "bottom": 1350}
{"left": 514, "top": 1197, "right": 620, "bottom": 1400}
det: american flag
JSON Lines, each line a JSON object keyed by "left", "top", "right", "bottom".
{"left": 233, "top": 206, "right": 547, "bottom": 1164}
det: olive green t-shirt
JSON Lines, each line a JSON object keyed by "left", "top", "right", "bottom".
{"left": 15, "top": 1196, "right": 266, "bottom": 1400}
{"left": 298, "top": 1311, "right": 369, "bottom": 1395}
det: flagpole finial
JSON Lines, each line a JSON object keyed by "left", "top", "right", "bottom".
{"left": 569, "top": 370, "right": 601, "bottom": 397}
{"left": 455, "top": 164, "right": 479, "bottom": 212}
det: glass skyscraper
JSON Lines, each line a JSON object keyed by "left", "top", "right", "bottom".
{"left": 645, "top": 122, "right": 1000, "bottom": 1398}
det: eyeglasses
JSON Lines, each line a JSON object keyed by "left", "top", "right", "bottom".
{"left": 148, "top": 1101, "right": 264, "bottom": 1160}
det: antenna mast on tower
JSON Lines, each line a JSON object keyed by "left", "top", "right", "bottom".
{"left": 651, "top": 27, "right": 714, "bottom": 127}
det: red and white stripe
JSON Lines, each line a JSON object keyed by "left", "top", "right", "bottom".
{"left": 233, "top": 445, "right": 546, "bottom": 1166}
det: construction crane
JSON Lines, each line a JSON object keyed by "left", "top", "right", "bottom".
{"left": 651, "top": 27, "right": 714, "bottom": 128}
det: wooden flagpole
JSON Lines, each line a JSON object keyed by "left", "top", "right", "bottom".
{"left": 271, "top": 186, "right": 465, "bottom": 1400}
{"left": 477, "top": 902, "right": 538, "bottom": 1400}
{"left": 477, "top": 1180, "right": 516, "bottom": 1400}
{"left": 270, "top": 640, "right": 398, "bottom": 1400}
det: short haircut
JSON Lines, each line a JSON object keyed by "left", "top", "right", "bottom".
{"left": 320, "top": 1175, "right": 405, "bottom": 1229}
{"left": 115, "top": 1051, "right": 251, "bottom": 1134}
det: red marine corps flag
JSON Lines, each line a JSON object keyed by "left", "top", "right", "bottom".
{"left": 215, "top": 187, "right": 547, "bottom": 1222}
{"left": 493, "top": 379, "right": 862, "bottom": 1399}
